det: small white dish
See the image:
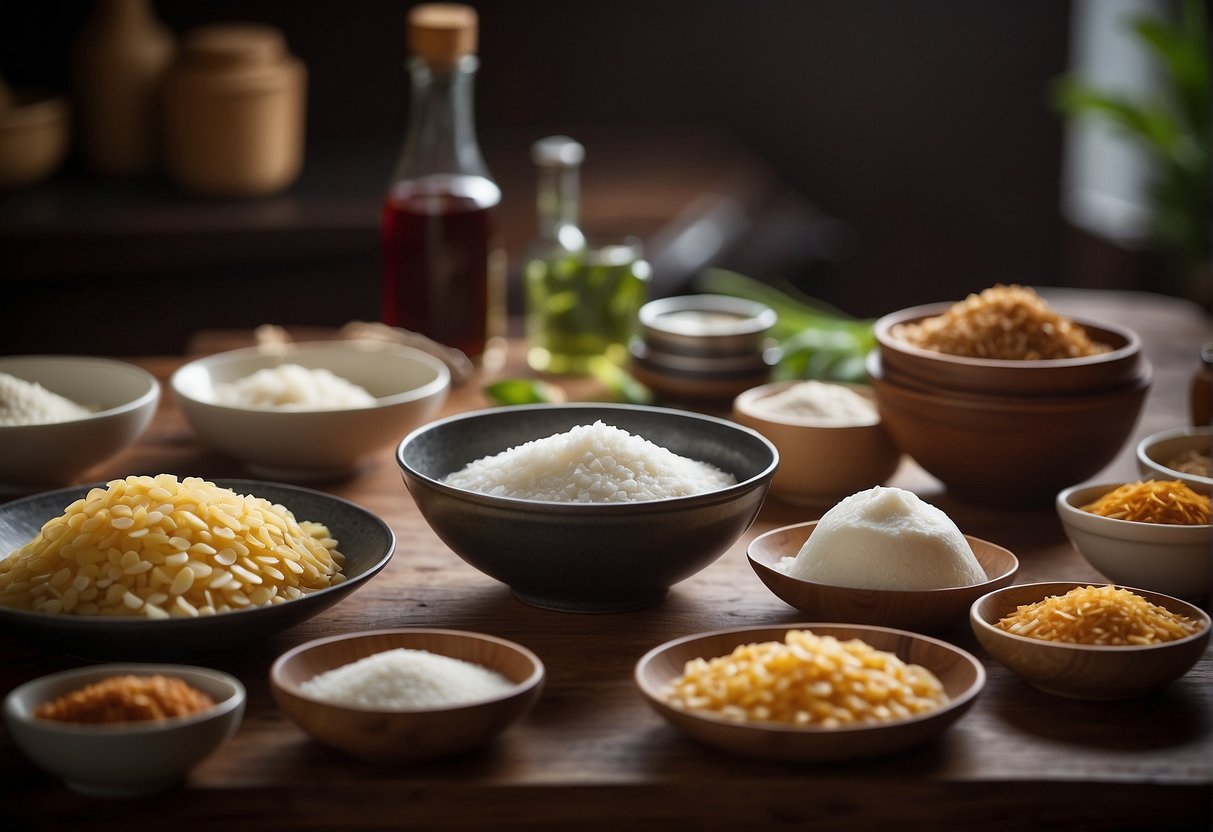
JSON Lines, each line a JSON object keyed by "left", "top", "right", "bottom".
{"left": 0, "top": 356, "right": 159, "bottom": 494}
{"left": 1136, "top": 426, "right": 1212, "bottom": 495}
{"left": 1056, "top": 482, "right": 1210, "bottom": 599}
{"left": 4, "top": 663, "right": 245, "bottom": 796}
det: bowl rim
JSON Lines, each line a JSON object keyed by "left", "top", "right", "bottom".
{"left": 1056, "top": 481, "right": 1211, "bottom": 534}
{"left": 869, "top": 354, "right": 1153, "bottom": 409}
{"left": 969, "top": 581, "right": 1212, "bottom": 654}
{"left": 639, "top": 294, "right": 777, "bottom": 338}
{"left": 169, "top": 340, "right": 452, "bottom": 414}
{"left": 733, "top": 380, "right": 883, "bottom": 429}
{"left": 396, "top": 402, "right": 780, "bottom": 514}
{"left": 3, "top": 662, "right": 246, "bottom": 734}
{"left": 269, "top": 627, "right": 546, "bottom": 714}
{"left": 634, "top": 622, "right": 986, "bottom": 735}
{"left": 874, "top": 302, "right": 1141, "bottom": 370}
{"left": 0, "top": 477, "right": 397, "bottom": 624}
{"left": 747, "top": 520, "right": 1019, "bottom": 595}
{"left": 1135, "top": 426, "right": 1213, "bottom": 488}
{"left": 0, "top": 355, "right": 160, "bottom": 427}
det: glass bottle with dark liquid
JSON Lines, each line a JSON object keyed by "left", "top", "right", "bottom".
{"left": 381, "top": 5, "right": 504, "bottom": 361}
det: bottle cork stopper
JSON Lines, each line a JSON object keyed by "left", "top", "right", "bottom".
{"left": 408, "top": 4, "right": 478, "bottom": 68}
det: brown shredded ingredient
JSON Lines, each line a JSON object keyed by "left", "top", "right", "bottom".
{"left": 1165, "top": 449, "right": 1211, "bottom": 478}
{"left": 995, "top": 585, "right": 1204, "bottom": 645}
{"left": 892, "top": 284, "right": 1111, "bottom": 360}
{"left": 35, "top": 674, "right": 215, "bottom": 724}
{"left": 1081, "top": 480, "right": 1210, "bottom": 525}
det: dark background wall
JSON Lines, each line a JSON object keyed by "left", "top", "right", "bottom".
{"left": 1, "top": 0, "right": 1075, "bottom": 328}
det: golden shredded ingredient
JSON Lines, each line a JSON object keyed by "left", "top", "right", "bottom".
{"left": 995, "top": 585, "right": 1204, "bottom": 645}
{"left": 0, "top": 474, "right": 346, "bottom": 618}
{"left": 1165, "top": 449, "right": 1211, "bottom": 478}
{"left": 661, "top": 629, "right": 949, "bottom": 728}
{"left": 1080, "top": 480, "right": 1209, "bottom": 525}
{"left": 35, "top": 674, "right": 215, "bottom": 723}
{"left": 892, "top": 284, "right": 1111, "bottom": 360}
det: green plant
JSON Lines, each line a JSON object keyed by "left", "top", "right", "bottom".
{"left": 693, "top": 269, "right": 875, "bottom": 383}
{"left": 1051, "top": 0, "right": 1210, "bottom": 296}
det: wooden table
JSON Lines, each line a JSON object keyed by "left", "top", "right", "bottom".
{"left": 1, "top": 290, "right": 1210, "bottom": 831}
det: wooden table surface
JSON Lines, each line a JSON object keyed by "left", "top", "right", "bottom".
{"left": 1, "top": 289, "right": 1210, "bottom": 831}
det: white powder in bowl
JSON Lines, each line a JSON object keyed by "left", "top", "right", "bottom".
{"left": 300, "top": 648, "right": 514, "bottom": 709}
{"left": 215, "top": 364, "right": 376, "bottom": 410}
{"left": 0, "top": 372, "right": 92, "bottom": 426}
{"left": 778, "top": 485, "right": 986, "bottom": 589}
{"left": 751, "top": 380, "right": 878, "bottom": 425}
{"left": 443, "top": 421, "right": 737, "bottom": 502}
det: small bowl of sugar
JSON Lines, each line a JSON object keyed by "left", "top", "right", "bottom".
{"left": 269, "top": 629, "right": 544, "bottom": 762}
{"left": 733, "top": 379, "right": 900, "bottom": 506}
{"left": 0, "top": 356, "right": 160, "bottom": 494}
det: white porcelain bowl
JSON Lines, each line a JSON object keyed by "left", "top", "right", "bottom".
{"left": 4, "top": 663, "right": 245, "bottom": 796}
{"left": 1136, "top": 426, "right": 1212, "bottom": 495}
{"left": 0, "top": 356, "right": 160, "bottom": 494}
{"left": 172, "top": 341, "right": 450, "bottom": 480}
{"left": 1056, "top": 482, "right": 1211, "bottom": 599}
{"left": 732, "top": 381, "right": 899, "bottom": 506}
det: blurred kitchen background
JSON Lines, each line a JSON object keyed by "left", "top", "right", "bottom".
{"left": 1, "top": 0, "right": 1208, "bottom": 355}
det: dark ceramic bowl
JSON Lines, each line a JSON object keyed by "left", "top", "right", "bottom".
{"left": 868, "top": 353, "right": 1150, "bottom": 505}
{"left": 0, "top": 480, "right": 395, "bottom": 660}
{"left": 875, "top": 302, "right": 1143, "bottom": 397}
{"left": 396, "top": 404, "right": 778, "bottom": 612}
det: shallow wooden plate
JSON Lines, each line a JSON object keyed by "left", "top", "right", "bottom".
{"left": 748, "top": 521, "right": 1018, "bottom": 632}
{"left": 634, "top": 623, "right": 984, "bottom": 761}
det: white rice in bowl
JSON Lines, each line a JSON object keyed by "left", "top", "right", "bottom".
{"left": 443, "top": 421, "right": 736, "bottom": 502}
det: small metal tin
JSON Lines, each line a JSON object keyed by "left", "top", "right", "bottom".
{"left": 632, "top": 294, "right": 778, "bottom": 401}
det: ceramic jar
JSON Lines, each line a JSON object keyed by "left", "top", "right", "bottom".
{"left": 72, "top": 0, "right": 175, "bottom": 176}
{"left": 161, "top": 24, "right": 306, "bottom": 197}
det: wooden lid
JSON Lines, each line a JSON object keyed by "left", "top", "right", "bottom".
{"left": 181, "top": 25, "right": 287, "bottom": 70}
{"left": 408, "top": 4, "right": 478, "bottom": 68}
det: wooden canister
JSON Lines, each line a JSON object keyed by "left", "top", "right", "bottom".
{"left": 161, "top": 24, "right": 306, "bottom": 197}
{"left": 72, "top": 0, "right": 175, "bottom": 176}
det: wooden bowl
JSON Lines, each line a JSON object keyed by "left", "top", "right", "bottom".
{"left": 635, "top": 623, "right": 985, "bottom": 761}
{"left": 270, "top": 629, "right": 544, "bottom": 762}
{"left": 970, "top": 582, "right": 1211, "bottom": 700}
{"left": 874, "top": 302, "right": 1143, "bottom": 396}
{"left": 748, "top": 521, "right": 1018, "bottom": 632}
{"left": 732, "top": 381, "right": 901, "bottom": 507}
{"left": 868, "top": 352, "right": 1150, "bottom": 505}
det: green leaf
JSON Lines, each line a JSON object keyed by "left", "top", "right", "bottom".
{"left": 1052, "top": 78, "right": 1183, "bottom": 160}
{"left": 483, "top": 379, "right": 567, "bottom": 406}
{"left": 692, "top": 268, "right": 875, "bottom": 384}
{"left": 590, "top": 360, "right": 653, "bottom": 405}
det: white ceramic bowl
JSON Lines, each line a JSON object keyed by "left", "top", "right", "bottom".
{"left": 1136, "top": 426, "right": 1212, "bottom": 495}
{"left": 0, "top": 356, "right": 160, "bottom": 494}
{"left": 1056, "top": 482, "right": 1211, "bottom": 599}
{"left": 4, "top": 663, "right": 245, "bottom": 796}
{"left": 732, "top": 380, "right": 899, "bottom": 506}
{"left": 172, "top": 341, "right": 450, "bottom": 480}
